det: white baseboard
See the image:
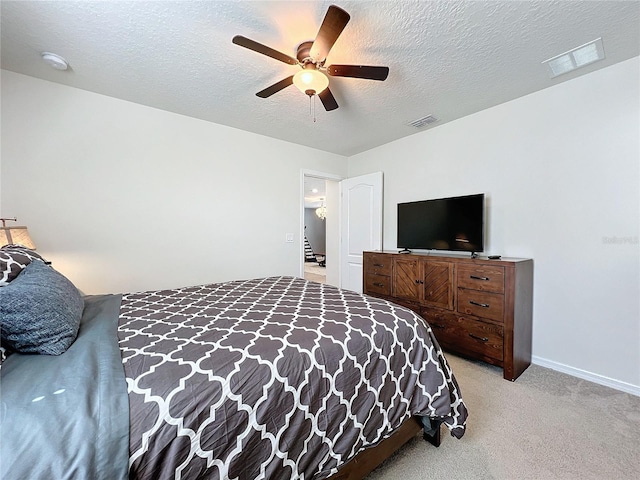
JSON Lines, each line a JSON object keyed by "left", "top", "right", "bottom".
{"left": 532, "top": 356, "right": 640, "bottom": 397}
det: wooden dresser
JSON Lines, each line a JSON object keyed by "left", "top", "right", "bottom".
{"left": 363, "top": 251, "right": 533, "bottom": 381}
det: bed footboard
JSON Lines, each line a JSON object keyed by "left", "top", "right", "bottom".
{"left": 328, "top": 417, "right": 424, "bottom": 480}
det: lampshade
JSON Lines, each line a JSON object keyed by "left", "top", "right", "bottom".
{"left": 0, "top": 226, "right": 36, "bottom": 249}
{"left": 293, "top": 68, "right": 329, "bottom": 96}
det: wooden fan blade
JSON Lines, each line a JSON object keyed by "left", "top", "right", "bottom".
{"left": 309, "top": 5, "right": 350, "bottom": 62}
{"left": 232, "top": 35, "right": 298, "bottom": 65}
{"left": 327, "top": 64, "right": 389, "bottom": 81}
{"left": 256, "top": 76, "right": 294, "bottom": 98}
{"left": 318, "top": 87, "right": 339, "bottom": 111}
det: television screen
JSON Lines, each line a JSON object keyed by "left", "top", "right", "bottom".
{"left": 397, "top": 193, "right": 484, "bottom": 253}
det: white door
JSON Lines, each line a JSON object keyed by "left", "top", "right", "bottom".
{"left": 339, "top": 172, "right": 383, "bottom": 292}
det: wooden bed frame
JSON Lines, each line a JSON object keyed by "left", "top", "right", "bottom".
{"left": 327, "top": 417, "right": 441, "bottom": 479}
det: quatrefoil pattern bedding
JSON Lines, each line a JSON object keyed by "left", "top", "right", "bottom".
{"left": 118, "top": 276, "right": 467, "bottom": 480}
{"left": 0, "top": 244, "right": 46, "bottom": 286}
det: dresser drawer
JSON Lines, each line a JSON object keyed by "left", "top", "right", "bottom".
{"left": 364, "top": 273, "right": 391, "bottom": 296}
{"left": 389, "top": 297, "right": 421, "bottom": 316}
{"left": 364, "top": 253, "right": 393, "bottom": 276}
{"left": 457, "top": 289, "right": 504, "bottom": 322}
{"left": 457, "top": 264, "right": 505, "bottom": 294}
{"left": 422, "top": 310, "right": 504, "bottom": 362}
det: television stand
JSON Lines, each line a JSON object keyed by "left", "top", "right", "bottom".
{"left": 398, "top": 248, "right": 412, "bottom": 254}
{"left": 363, "top": 251, "right": 533, "bottom": 381}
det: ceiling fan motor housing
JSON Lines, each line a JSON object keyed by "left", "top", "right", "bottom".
{"left": 296, "top": 41, "right": 315, "bottom": 64}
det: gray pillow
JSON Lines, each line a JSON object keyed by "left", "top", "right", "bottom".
{"left": 0, "top": 260, "right": 84, "bottom": 355}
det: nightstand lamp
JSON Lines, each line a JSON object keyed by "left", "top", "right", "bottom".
{"left": 0, "top": 217, "right": 36, "bottom": 249}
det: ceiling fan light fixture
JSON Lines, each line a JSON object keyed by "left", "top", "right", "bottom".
{"left": 293, "top": 68, "right": 329, "bottom": 96}
{"left": 233, "top": 5, "right": 388, "bottom": 111}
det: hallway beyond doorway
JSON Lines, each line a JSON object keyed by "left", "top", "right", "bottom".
{"left": 304, "top": 262, "right": 326, "bottom": 284}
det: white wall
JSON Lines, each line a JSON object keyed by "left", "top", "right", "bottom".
{"left": 349, "top": 57, "right": 640, "bottom": 392}
{"left": 325, "top": 179, "right": 340, "bottom": 287}
{"left": 2, "top": 58, "right": 638, "bottom": 393}
{"left": 1, "top": 71, "right": 347, "bottom": 294}
{"left": 304, "top": 207, "right": 326, "bottom": 253}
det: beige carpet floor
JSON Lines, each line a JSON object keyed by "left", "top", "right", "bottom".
{"left": 367, "top": 354, "right": 640, "bottom": 480}
{"left": 304, "top": 262, "right": 326, "bottom": 284}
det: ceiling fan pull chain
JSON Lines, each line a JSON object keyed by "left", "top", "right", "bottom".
{"left": 313, "top": 95, "right": 317, "bottom": 123}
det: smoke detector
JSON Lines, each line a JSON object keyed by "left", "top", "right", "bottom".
{"left": 41, "top": 52, "right": 69, "bottom": 70}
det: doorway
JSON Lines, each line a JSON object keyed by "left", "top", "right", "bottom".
{"left": 301, "top": 171, "right": 341, "bottom": 286}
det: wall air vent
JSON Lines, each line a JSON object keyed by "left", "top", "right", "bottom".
{"left": 408, "top": 115, "right": 438, "bottom": 129}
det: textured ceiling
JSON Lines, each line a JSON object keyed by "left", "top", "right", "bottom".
{"left": 1, "top": 1, "right": 639, "bottom": 156}
{"left": 304, "top": 175, "right": 328, "bottom": 207}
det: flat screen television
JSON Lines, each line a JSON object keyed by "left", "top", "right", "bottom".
{"left": 397, "top": 193, "right": 484, "bottom": 253}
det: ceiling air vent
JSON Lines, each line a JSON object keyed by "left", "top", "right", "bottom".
{"left": 408, "top": 115, "right": 438, "bottom": 129}
{"left": 542, "top": 38, "right": 605, "bottom": 78}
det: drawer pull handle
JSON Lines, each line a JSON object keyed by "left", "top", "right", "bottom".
{"left": 414, "top": 279, "right": 424, "bottom": 284}
{"left": 373, "top": 263, "right": 384, "bottom": 267}
{"left": 469, "top": 300, "right": 489, "bottom": 308}
{"left": 431, "top": 324, "right": 445, "bottom": 330}
{"left": 373, "top": 282, "right": 384, "bottom": 287}
{"left": 469, "top": 333, "right": 489, "bottom": 342}
{"left": 470, "top": 275, "right": 489, "bottom": 281}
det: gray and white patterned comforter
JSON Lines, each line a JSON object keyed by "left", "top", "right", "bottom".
{"left": 118, "top": 276, "right": 467, "bottom": 480}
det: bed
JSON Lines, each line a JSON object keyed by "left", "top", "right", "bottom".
{"left": 0, "top": 251, "right": 467, "bottom": 480}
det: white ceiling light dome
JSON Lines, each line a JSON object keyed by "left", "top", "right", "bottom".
{"left": 293, "top": 68, "right": 329, "bottom": 96}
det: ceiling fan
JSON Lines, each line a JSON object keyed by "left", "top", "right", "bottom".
{"left": 232, "top": 4, "right": 389, "bottom": 111}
